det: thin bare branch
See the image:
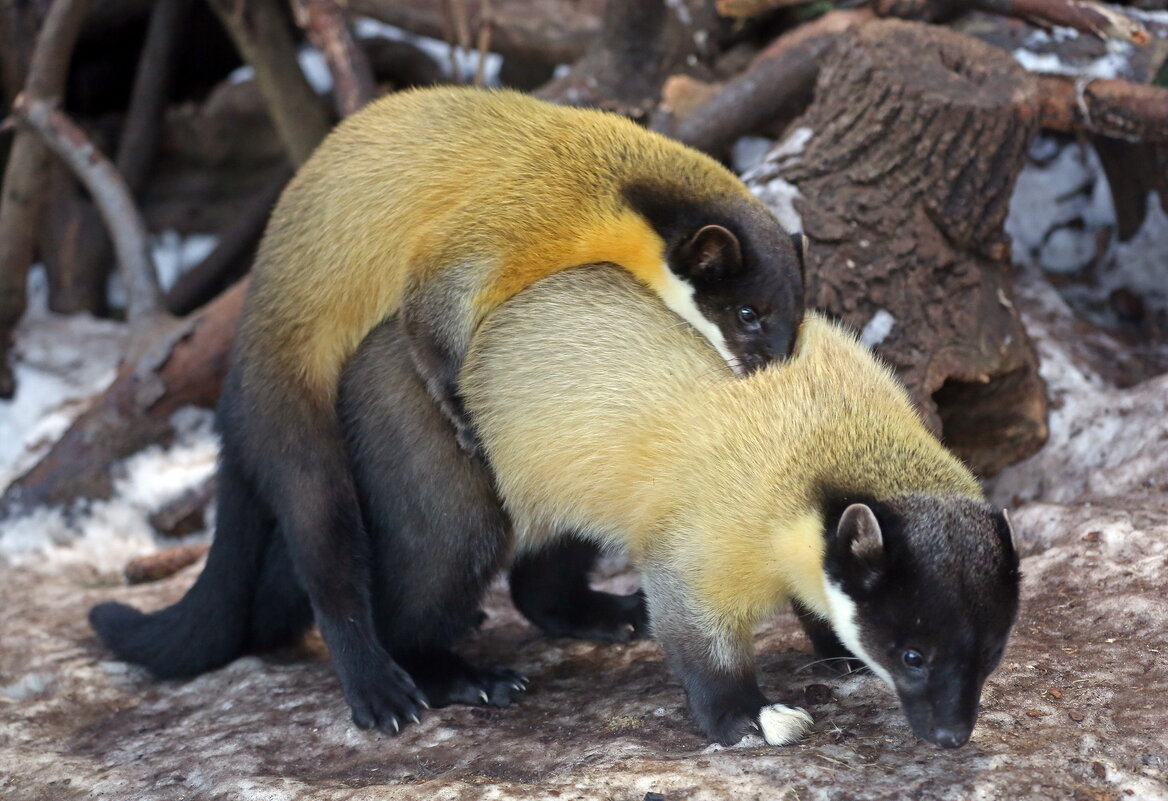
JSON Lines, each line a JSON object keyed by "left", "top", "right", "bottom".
{"left": 116, "top": 0, "right": 187, "bottom": 189}
{"left": 0, "top": 0, "right": 91, "bottom": 398}
{"left": 292, "top": 0, "right": 376, "bottom": 117}
{"left": 474, "top": 0, "right": 493, "bottom": 88}
{"left": 13, "top": 94, "right": 164, "bottom": 327}
{"left": 207, "top": 0, "right": 331, "bottom": 166}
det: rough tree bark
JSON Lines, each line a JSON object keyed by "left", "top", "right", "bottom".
{"left": 748, "top": 20, "right": 1048, "bottom": 475}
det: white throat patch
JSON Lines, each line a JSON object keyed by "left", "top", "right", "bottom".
{"left": 656, "top": 266, "right": 743, "bottom": 376}
{"left": 824, "top": 579, "right": 895, "bottom": 690}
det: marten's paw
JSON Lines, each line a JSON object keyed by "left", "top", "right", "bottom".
{"left": 757, "top": 704, "right": 814, "bottom": 746}
{"left": 344, "top": 657, "right": 428, "bottom": 733}
{"left": 528, "top": 589, "right": 649, "bottom": 643}
{"left": 402, "top": 649, "right": 526, "bottom": 709}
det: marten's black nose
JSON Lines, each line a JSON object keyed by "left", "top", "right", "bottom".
{"left": 931, "top": 726, "right": 970, "bottom": 749}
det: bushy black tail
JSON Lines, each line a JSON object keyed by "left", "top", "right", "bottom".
{"left": 89, "top": 450, "right": 308, "bottom": 678}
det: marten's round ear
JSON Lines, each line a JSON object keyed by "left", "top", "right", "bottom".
{"left": 677, "top": 224, "right": 742, "bottom": 281}
{"left": 838, "top": 503, "right": 885, "bottom": 570}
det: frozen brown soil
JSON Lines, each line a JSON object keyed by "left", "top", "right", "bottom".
{"left": 1, "top": 274, "right": 1166, "bottom": 801}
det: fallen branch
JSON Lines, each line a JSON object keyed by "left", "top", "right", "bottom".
{"left": 874, "top": 0, "right": 1151, "bottom": 45}
{"left": 969, "top": 0, "right": 1150, "bottom": 45}
{"left": 13, "top": 94, "right": 164, "bottom": 330}
{"left": 0, "top": 280, "right": 246, "bottom": 513}
{"left": 0, "top": 0, "right": 90, "bottom": 398}
{"left": 1036, "top": 75, "right": 1168, "bottom": 143}
{"left": 716, "top": 0, "right": 817, "bottom": 19}
{"left": 350, "top": 0, "right": 602, "bottom": 68}
{"left": 660, "top": 9, "right": 873, "bottom": 155}
{"left": 292, "top": 0, "right": 376, "bottom": 116}
{"left": 124, "top": 544, "right": 210, "bottom": 584}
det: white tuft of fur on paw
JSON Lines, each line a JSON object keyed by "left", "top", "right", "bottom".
{"left": 757, "top": 704, "right": 813, "bottom": 746}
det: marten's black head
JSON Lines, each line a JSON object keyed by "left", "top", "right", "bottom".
{"left": 624, "top": 184, "right": 805, "bottom": 375}
{"left": 820, "top": 494, "right": 1020, "bottom": 749}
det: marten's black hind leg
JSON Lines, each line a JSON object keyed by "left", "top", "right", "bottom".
{"left": 510, "top": 535, "right": 648, "bottom": 642}
{"left": 398, "top": 649, "right": 524, "bottom": 708}
{"left": 340, "top": 315, "right": 523, "bottom": 709}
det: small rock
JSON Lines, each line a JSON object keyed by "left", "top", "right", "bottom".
{"left": 1069, "top": 710, "right": 1085, "bottom": 722}
{"left": 1092, "top": 761, "right": 1106, "bottom": 779}
{"left": 644, "top": 793, "right": 666, "bottom": 801}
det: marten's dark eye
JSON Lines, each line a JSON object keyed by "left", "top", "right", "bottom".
{"left": 903, "top": 649, "right": 925, "bottom": 669}
{"left": 737, "top": 306, "right": 759, "bottom": 326}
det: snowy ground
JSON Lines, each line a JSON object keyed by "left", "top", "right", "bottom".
{"left": 1, "top": 139, "right": 1166, "bottom": 799}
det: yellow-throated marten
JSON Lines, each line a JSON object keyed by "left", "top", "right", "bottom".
{"left": 459, "top": 267, "right": 1020, "bottom": 748}
{"left": 89, "top": 88, "right": 804, "bottom": 732}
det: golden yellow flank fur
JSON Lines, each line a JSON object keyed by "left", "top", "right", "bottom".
{"left": 241, "top": 86, "right": 759, "bottom": 403}
{"left": 460, "top": 267, "right": 982, "bottom": 635}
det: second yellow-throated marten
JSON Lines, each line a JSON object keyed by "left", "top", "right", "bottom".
{"left": 460, "top": 267, "right": 1020, "bottom": 748}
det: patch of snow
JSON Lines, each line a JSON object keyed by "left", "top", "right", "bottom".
{"left": 298, "top": 46, "right": 333, "bottom": 94}
{"left": 0, "top": 408, "right": 218, "bottom": 570}
{"left": 1012, "top": 40, "right": 1133, "bottom": 80}
{"left": 731, "top": 136, "right": 773, "bottom": 176}
{"left": 859, "top": 309, "right": 895, "bottom": 347}
{"left": 108, "top": 231, "right": 219, "bottom": 311}
{"left": 150, "top": 230, "right": 219, "bottom": 291}
{"left": 0, "top": 270, "right": 127, "bottom": 489}
{"left": 1107, "top": 195, "right": 1168, "bottom": 316}
{"left": 1039, "top": 227, "right": 1096, "bottom": 274}
{"left": 743, "top": 127, "right": 815, "bottom": 234}
{"left": 354, "top": 17, "right": 502, "bottom": 86}
{"left": 664, "top": 0, "right": 693, "bottom": 27}
{"left": 990, "top": 274, "right": 1168, "bottom": 508}
{"left": 1005, "top": 136, "right": 1114, "bottom": 272}
{"left": 750, "top": 177, "right": 803, "bottom": 235}
{"left": 227, "top": 64, "right": 254, "bottom": 85}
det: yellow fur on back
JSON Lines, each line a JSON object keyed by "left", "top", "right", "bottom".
{"left": 460, "top": 267, "right": 983, "bottom": 634}
{"left": 241, "top": 87, "right": 749, "bottom": 402}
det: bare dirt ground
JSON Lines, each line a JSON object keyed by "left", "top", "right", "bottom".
{"left": 1, "top": 272, "right": 1166, "bottom": 801}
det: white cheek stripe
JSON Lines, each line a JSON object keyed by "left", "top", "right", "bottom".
{"left": 824, "top": 580, "right": 896, "bottom": 690}
{"left": 656, "top": 266, "right": 743, "bottom": 376}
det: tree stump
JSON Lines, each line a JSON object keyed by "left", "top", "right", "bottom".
{"left": 749, "top": 19, "right": 1048, "bottom": 476}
